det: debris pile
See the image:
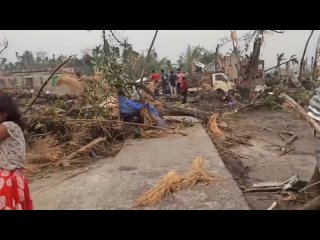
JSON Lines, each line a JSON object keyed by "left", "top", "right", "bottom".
{"left": 21, "top": 74, "right": 185, "bottom": 179}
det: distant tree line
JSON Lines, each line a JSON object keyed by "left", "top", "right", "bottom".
{"left": 0, "top": 42, "right": 261, "bottom": 79}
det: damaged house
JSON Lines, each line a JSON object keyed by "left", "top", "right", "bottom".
{"left": 0, "top": 67, "right": 77, "bottom": 94}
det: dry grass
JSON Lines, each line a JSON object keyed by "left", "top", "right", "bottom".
{"left": 26, "top": 135, "right": 65, "bottom": 164}
{"left": 135, "top": 171, "right": 185, "bottom": 207}
{"left": 134, "top": 156, "right": 218, "bottom": 207}
{"left": 140, "top": 108, "right": 157, "bottom": 127}
{"left": 182, "top": 156, "right": 218, "bottom": 188}
{"left": 57, "top": 75, "right": 84, "bottom": 96}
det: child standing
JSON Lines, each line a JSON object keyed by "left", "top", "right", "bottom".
{"left": 0, "top": 93, "right": 33, "bottom": 210}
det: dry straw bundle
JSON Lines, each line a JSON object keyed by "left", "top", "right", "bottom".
{"left": 182, "top": 156, "right": 218, "bottom": 188}
{"left": 26, "top": 135, "right": 65, "bottom": 164}
{"left": 135, "top": 171, "right": 185, "bottom": 207}
{"left": 134, "top": 156, "right": 219, "bottom": 207}
{"left": 25, "top": 135, "right": 65, "bottom": 176}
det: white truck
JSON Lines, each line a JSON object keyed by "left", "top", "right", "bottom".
{"left": 211, "top": 72, "right": 236, "bottom": 94}
{"left": 188, "top": 72, "right": 236, "bottom": 94}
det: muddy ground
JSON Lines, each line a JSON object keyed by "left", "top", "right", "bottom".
{"left": 215, "top": 108, "right": 317, "bottom": 210}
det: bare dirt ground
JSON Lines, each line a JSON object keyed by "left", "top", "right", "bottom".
{"left": 214, "top": 108, "right": 317, "bottom": 210}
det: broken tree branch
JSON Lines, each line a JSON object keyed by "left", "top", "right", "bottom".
{"left": 63, "top": 137, "right": 105, "bottom": 161}
{"left": 0, "top": 38, "right": 8, "bottom": 56}
{"left": 270, "top": 30, "right": 285, "bottom": 34}
{"left": 139, "top": 30, "right": 159, "bottom": 85}
{"left": 109, "top": 30, "right": 129, "bottom": 48}
{"left": 279, "top": 93, "right": 320, "bottom": 134}
{"left": 264, "top": 58, "right": 298, "bottom": 73}
{"left": 26, "top": 55, "right": 73, "bottom": 110}
{"left": 267, "top": 201, "right": 277, "bottom": 210}
{"left": 16, "top": 92, "right": 78, "bottom": 101}
{"left": 243, "top": 187, "right": 282, "bottom": 193}
{"left": 299, "top": 180, "right": 320, "bottom": 194}
{"left": 126, "top": 81, "right": 157, "bottom": 100}
{"left": 42, "top": 118, "right": 167, "bottom": 130}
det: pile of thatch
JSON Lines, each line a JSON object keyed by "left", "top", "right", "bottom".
{"left": 181, "top": 156, "right": 217, "bottom": 187}
{"left": 135, "top": 171, "right": 185, "bottom": 207}
{"left": 134, "top": 156, "right": 219, "bottom": 207}
{"left": 26, "top": 135, "right": 65, "bottom": 165}
{"left": 57, "top": 74, "right": 85, "bottom": 96}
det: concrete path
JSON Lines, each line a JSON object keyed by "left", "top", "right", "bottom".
{"left": 30, "top": 118, "right": 249, "bottom": 210}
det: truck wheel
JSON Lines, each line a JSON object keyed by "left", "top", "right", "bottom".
{"left": 228, "top": 90, "right": 235, "bottom": 95}
{"left": 216, "top": 89, "right": 225, "bottom": 96}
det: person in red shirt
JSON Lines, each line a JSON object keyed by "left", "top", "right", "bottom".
{"left": 150, "top": 70, "right": 161, "bottom": 96}
{"left": 180, "top": 76, "right": 188, "bottom": 104}
{"left": 150, "top": 70, "right": 160, "bottom": 82}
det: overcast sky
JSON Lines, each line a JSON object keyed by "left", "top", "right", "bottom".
{"left": 0, "top": 30, "right": 319, "bottom": 68}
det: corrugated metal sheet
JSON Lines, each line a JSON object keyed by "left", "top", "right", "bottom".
{"left": 308, "top": 88, "right": 320, "bottom": 119}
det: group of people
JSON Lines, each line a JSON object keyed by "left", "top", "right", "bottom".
{"left": 150, "top": 68, "right": 188, "bottom": 104}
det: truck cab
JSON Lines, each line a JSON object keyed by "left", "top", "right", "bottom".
{"left": 211, "top": 72, "right": 236, "bottom": 94}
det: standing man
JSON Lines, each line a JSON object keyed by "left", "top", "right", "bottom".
{"left": 169, "top": 70, "right": 177, "bottom": 97}
{"left": 176, "top": 68, "right": 185, "bottom": 94}
{"left": 180, "top": 76, "right": 188, "bottom": 104}
{"left": 150, "top": 70, "right": 161, "bottom": 96}
{"left": 160, "top": 69, "right": 168, "bottom": 97}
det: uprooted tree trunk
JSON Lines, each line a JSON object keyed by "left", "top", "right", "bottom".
{"left": 162, "top": 104, "right": 212, "bottom": 121}
{"left": 280, "top": 93, "right": 320, "bottom": 209}
{"left": 247, "top": 31, "right": 264, "bottom": 86}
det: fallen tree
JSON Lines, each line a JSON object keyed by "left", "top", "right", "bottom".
{"left": 16, "top": 93, "right": 78, "bottom": 101}
{"left": 162, "top": 104, "right": 212, "bottom": 121}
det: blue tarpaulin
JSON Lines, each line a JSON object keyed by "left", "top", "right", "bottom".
{"left": 119, "top": 96, "right": 165, "bottom": 127}
{"left": 119, "top": 96, "right": 145, "bottom": 114}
